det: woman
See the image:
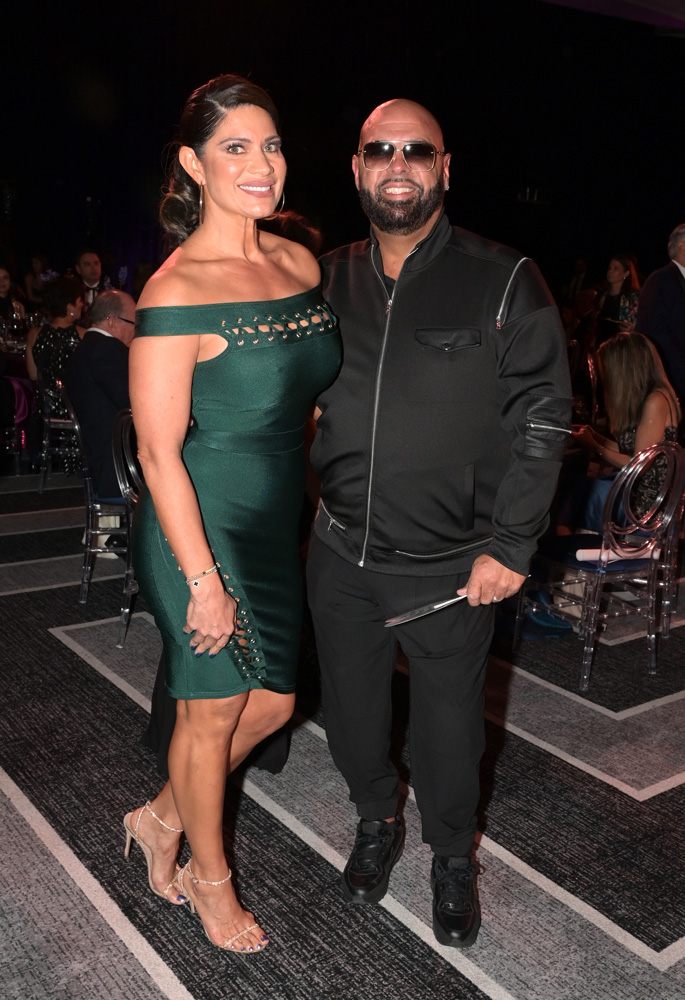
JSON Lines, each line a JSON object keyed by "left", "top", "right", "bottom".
{"left": 570, "top": 333, "right": 680, "bottom": 529}
{"left": 25, "top": 275, "right": 84, "bottom": 474}
{"left": 124, "top": 75, "right": 340, "bottom": 953}
{"left": 0, "top": 266, "right": 26, "bottom": 324}
{"left": 25, "top": 276, "right": 83, "bottom": 400}
{"left": 592, "top": 254, "right": 640, "bottom": 348}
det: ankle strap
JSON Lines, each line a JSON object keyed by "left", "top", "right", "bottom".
{"left": 185, "top": 860, "right": 232, "bottom": 886}
{"left": 144, "top": 800, "right": 183, "bottom": 834}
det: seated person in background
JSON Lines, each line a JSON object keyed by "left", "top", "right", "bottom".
{"left": 562, "top": 332, "right": 680, "bottom": 532}
{"left": 64, "top": 290, "right": 135, "bottom": 499}
{"left": 25, "top": 275, "right": 85, "bottom": 474}
{"left": 26, "top": 276, "right": 84, "bottom": 409}
{"left": 0, "top": 265, "right": 26, "bottom": 324}
{"left": 590, "top": 254, "right": 640, "bottom": 349}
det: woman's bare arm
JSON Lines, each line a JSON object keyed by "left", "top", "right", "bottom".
{"left": 129, "top": 331, "right": 236, "bottom": 655}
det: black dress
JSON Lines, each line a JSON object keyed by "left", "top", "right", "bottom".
{"left": 31, "top": 322, "right": 81, "bottom": 474}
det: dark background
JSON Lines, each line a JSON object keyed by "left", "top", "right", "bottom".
{"left": 3, "top": 0, "right": 684, "bottom": 294}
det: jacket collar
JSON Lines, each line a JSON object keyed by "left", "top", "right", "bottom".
{"left": 368, "top": 210, "right": 452, "bottom": 272}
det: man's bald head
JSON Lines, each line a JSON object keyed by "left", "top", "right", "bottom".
{"left": 359, "top": 99, "right": 445, "bottom": 151}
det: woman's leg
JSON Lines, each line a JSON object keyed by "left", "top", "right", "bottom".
{"left": 167, "top": 689, "right": 293, "bottom": 950}
{"left": 227, "top": 688, "right": 295, "bottom": 771}
{"left": 136, "top": 688, "right": 293, "bottom": 927}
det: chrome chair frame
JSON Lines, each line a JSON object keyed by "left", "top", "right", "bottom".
{"left": 59, "top": 383, "right": 127, "bottom": 606}
{"left": 514, "top": 442, "right": 685, "bottom": 692}
{"left": 111, "top": 408, "right": 143, "bottom": 648}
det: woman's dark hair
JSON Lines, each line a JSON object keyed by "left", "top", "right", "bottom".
{"left": 29, "top": 252, "right": 49, "bottom": 273}
{"left": 40, "top": 276, "right": 83, "bottom": 322}
{"left": 597, "top": 332, "right": 680, "bottom": 436}
{"left": 609, "top": 254, "right": 640, "bottom": 297}
{"left": 160, "top": 74, "right": 280, "bottom": 248}
{"left": 0, "top": 265, "right": 19, "bottom": 320}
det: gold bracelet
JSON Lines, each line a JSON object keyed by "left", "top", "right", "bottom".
{"left": 185, "top": 563, "right": 220, "bottom": 588}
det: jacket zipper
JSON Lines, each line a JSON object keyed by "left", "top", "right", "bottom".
{"left": 320, "top": 498, "right": 346, "bottom": 532}
{"left": 358, "top": 243, "right": 418, "bottom": 567}
{"left": 495, "top": 257, "right": 530, "bottom": 330}
{"left": 526, "top": 422, "right": 571, "bottom": 434}
{"left": 394, "top": 535, "right": 494, "bottom": 559}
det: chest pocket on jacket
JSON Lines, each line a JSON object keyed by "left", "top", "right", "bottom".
{"left": 415, "top": 327, "right": 481, "bottom": 352}
{"left": 408, "top": 327, "right": 482, "bottom": 401}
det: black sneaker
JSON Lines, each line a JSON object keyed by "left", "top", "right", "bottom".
{"left": 342, "top": 816, "right": 404, "bottom": 904}
{"left": 431, "top": 855, "right": 481, "bottom": 948}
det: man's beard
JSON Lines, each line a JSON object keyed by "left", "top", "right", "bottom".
{"left": 358, "top": 175, "right": 444, "bottom": 235}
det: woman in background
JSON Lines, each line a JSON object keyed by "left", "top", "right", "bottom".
{"left": 569, "top": 333, "right": 680, "bottom": 529}
{"left": 592, "top": 254, "right": 640, "bottom": 348}
{"left": 0, "top": 266, "right": 26, "bottom": 323}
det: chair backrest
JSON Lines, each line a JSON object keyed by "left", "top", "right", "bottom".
{"left": 38, "top": 369, "right": 66, "bottom": 419}
{"left": 601, "top": 441, "right": 685, "bottom": 562}
{"left": 58, "top": 380, "right": 95, "bottom": 503}
{"left": 112, "top": 408, "right": 144, "bottom": 504}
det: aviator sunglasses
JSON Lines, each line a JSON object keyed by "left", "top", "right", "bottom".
{"left": 358, "top": 141, "right": 446, "bottom": 172}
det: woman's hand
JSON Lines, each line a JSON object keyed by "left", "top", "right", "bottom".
{"left": 183, "top": 581, "right": 238, "bottom": 657}
{"left": 572, "top": 425, "right": 597, "bottom": 450}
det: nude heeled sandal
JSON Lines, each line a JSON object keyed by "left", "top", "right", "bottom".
{"left": 123, "top": 801, "right": 186, "bottom": 904}
{"left": 177, "top": 860, "right": 268, "bottom": 953}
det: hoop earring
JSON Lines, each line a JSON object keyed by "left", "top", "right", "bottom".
{"left": 198, "top": 184, "right": 205, "bottom": 225}
{"left": 264, "top": 191, "right": 285, "bottom": 221}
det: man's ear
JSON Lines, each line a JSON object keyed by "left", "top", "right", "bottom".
{"left": 352, "top": 153, "right": 361, "bottom": 191}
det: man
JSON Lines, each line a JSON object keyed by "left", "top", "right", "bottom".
{"left": 75, "top": 248, "right": 109, "bottom": 314}
{"left": 64, "top": 289, "right": 135, "bottom": 499}
{"left": 306, "top": 100, "right": 571, "bottom": 948}
{"left": 636, "top": 224, "right": 685, "bottom": 402}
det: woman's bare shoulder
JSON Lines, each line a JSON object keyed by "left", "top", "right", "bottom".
{"left": 136, "top": 250, "right": 197, "bottom": 309}
{"left": 641, "top": 389, "right": 672, "bottom": 422}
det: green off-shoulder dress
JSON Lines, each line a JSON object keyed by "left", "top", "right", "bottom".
{"left": 133, "top": 288, "right": 341, "bottom": 700}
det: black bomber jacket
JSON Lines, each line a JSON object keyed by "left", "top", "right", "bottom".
{"left": 311, "top": 212, "right": 573, "bottom": 577}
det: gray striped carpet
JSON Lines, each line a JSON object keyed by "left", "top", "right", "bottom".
{"left": 2, "top": 472, "right": 685, "bottom": 999}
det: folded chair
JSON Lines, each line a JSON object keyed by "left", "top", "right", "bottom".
{"left": 514, "top": 441, "right": 685, "bottom": 692}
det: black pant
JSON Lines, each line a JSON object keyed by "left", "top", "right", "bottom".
{"left": 306, "top": 534, "right": 493, "bottom": 857}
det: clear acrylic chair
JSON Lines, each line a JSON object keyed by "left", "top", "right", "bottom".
{"left": 59, "top": 383, "right": 128, "bottom": 607}
{"left": 514, "top": 441, "right": 685, "bottom": 692}
{"left": 38, "top": 372, "right": 77, "bottom": 492}
{"left": 111, "top": 408, "right": 143, "bottom": 648}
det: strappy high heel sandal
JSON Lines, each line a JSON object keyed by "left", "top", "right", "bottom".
{"left": 177, "top": 860, "right": 268, "bottom": 953}
{"left": 123, "top": 801, "right": 186, "bottom": 904}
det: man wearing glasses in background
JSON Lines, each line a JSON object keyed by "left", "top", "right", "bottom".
{"left": 307, "top": 100, "right": 571, "bottom": 948}
{"left": 64, "top": 289, "right": 135, "bottom": 501}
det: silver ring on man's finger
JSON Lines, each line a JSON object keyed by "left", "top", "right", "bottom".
{"left": 492, "top": 596, "right": 499, "bottom": 603}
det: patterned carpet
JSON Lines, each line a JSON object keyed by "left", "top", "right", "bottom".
{"left": 2, "top": 471, "right": 685, "bottom": 999}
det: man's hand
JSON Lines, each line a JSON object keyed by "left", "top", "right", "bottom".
{"left": 457, "top": 554, "right": 526, "bottom": 606}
